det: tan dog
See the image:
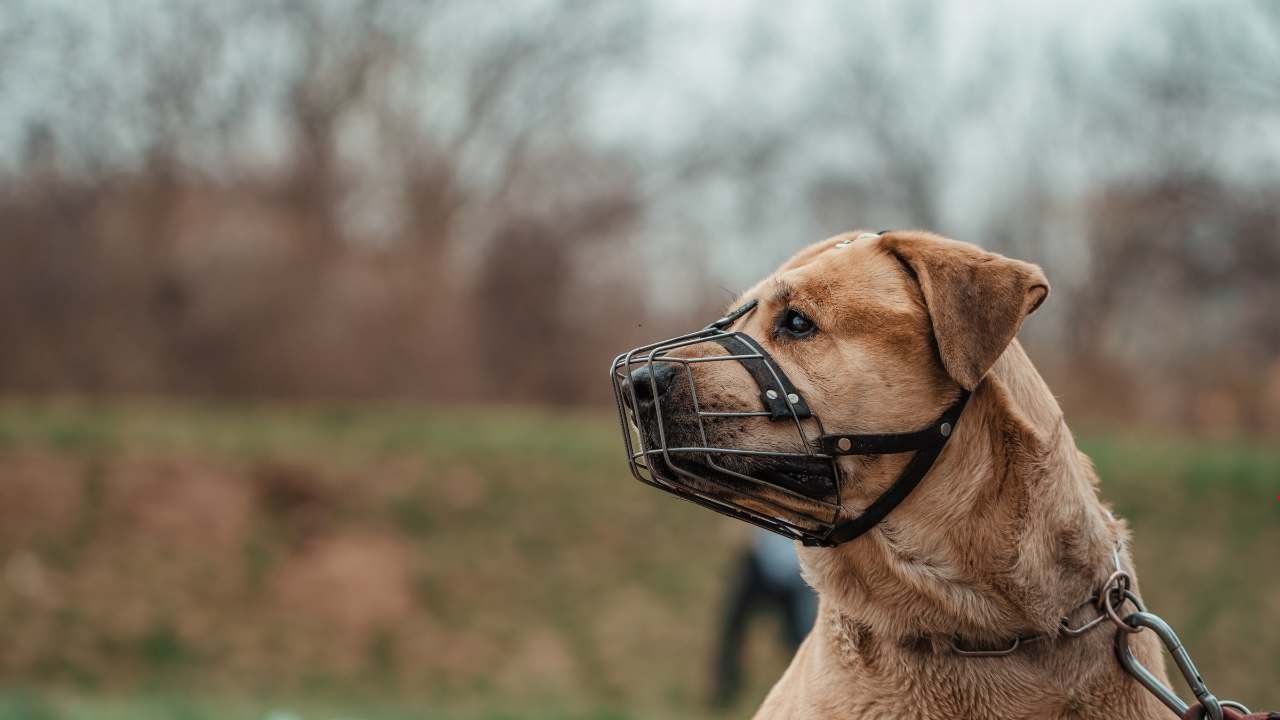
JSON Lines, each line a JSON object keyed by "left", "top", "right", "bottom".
{"left": 650, "top": 231, "right": 1172, "bottom": 718}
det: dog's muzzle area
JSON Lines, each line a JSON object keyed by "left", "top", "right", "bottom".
{"left": 611, "top": 300, "right": 844, "bottom": 543}
{"left": 621, "top": 360, "right": 836, "bottom": 502}
{"left": 610, "top": 298, "right": 970, "bottom": 547}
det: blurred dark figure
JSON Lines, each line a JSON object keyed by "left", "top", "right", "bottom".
{"left": 711, "top": 528, "right": 817, "bottom": 709}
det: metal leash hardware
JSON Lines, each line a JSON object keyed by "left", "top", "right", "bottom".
{"left": 1103, "top": 570, "right": 1250, "bottom": 720}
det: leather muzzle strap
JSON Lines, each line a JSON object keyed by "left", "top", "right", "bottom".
{"left": 817, "top": 390, "right": 969, "bottom": 546}
{"left": 709, "top": 333, "right": 813, "bottom": 420}
{"left": 819, "top": 391, "right": 969, "bottom": 456}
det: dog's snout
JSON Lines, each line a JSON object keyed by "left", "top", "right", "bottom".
{"left": 626, "top": 363, "right": 679, "bottom": 405}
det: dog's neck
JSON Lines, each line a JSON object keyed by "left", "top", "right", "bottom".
{"left": 791, "top": 342, "right": 1161, "bottom": 714}
{"left": 802, "top": 340, "right": 1128, "bottom": 650}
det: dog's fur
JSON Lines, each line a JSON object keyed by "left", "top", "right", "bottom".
{"left": 664, "top": 231, "right": 1171, "bottom": 718}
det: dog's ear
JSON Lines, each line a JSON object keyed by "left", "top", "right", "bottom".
{"left": 881, "top": 233, "right": 1049, "bottom": 390}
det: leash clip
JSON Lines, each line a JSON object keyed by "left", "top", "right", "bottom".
{"left": 1114, "top": 610, "right": 1233, "bottom": 720}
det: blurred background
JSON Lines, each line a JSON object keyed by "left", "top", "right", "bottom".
{"left": 0, "top": 0, "right": 1277, "bottom": 717}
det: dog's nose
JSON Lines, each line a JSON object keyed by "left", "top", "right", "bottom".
{"left": 626, "top": 363, "right": 679, "bottom": 405}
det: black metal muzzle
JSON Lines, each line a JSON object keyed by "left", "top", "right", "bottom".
{"left": 610, "top": 298, "right": 969, "bottom": 547}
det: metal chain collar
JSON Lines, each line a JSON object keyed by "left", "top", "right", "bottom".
{"left": 948, "top": 543, "right": 1254, "bottom": 720}
{"left": 945, "top": 544, "right": 1125, "bottom": 656}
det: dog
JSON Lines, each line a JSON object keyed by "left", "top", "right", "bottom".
{"left": 620, "top": 231, "right": 1171, "bottom": 718}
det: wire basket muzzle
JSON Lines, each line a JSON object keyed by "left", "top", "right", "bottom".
{"left": 610, "top": 323, "right": 844, "bottom": 545}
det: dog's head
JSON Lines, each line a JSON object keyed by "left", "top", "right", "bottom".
{"left": 617, "top": 230, "right": 1048, "bottom": 540}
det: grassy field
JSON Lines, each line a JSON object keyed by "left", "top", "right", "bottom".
{"left": 0, "top": 400, "right": 1276, "bottom": 719}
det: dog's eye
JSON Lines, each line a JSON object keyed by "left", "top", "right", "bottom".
{"left": 779, "top": 309, "right": 816, "bottom": 337}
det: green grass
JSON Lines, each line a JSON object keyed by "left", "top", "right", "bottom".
{"left": 0, "top": 400, "right": 1275, "bottom": 716}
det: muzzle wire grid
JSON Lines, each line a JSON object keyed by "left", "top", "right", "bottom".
{"left": 610, "top": 299, "right": 845, "bottom": 546}
{"left": 611, "top": 298, "right": 970, "bottom": 547}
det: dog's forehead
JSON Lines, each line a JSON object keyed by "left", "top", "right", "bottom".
{"left": 749, "top": 233, "right": 906, "bottom": 305}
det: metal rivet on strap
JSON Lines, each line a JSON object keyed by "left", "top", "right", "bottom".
{"left": 786, "top": 393, "right": 799, "bottom": 404}
{"left": 765, "top": 389, "right": 779, "bottom": 400}
{"left": 940, "top": 422, "right": 952, "bottom": 437}
{"left": 836, "top": 232, "right": 880, "bottom": 249}
{"left": 837, "top": 437, "right": 852, "bottom": 452}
